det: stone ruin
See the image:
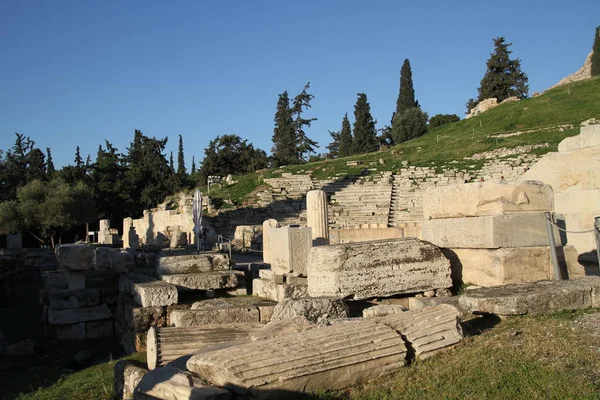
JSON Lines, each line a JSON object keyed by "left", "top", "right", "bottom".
{"left": 7, "top": 120, "right": 600, "bottom": 398}
{"left": 112, "top": 120, "right": 600, "bottom": 396}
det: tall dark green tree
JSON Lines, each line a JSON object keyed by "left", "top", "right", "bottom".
{"left": 338, "top": 113, "right": 353, "bottom": 157}
{"left": 92, "top": 141, "right": 127, "bottom": 222}
{"left": 26, "top": 148, "right": 46, "bottom": 182}
{"left": 46, "top": 147, "right": 55, "bottom": 176}
{"left": 199, "top": 134, "right": 268, "bottom": 183}
{"left": 396, "top": 59, "right": 419, "bottom": 117}
{"left": 191, "top": 156, "right": 196, "bottom": 174}
{"left": 271, "top": 91, "right": 296, "bottom": 166}
{"left": 177, "top": 134, "right": 186, "bottom": 177}
{"left": 477, "top": 37, "right": 529, "bottom": 102}
{"left": 326, "top": 130, "right": 340, "bottom": 158}
{"left": 74, "top": 146, "right": 83, "bottom": 168}
{"left": 352, "top": 93, "right": 378, "bottom": 154}
{"left": 291, "top": 82, "right": 319, "bottom": 162}
{"left": 4, "top": 133, "right": 35, "bottom": 200}
{"left": 592, "top": 26, "right": 600, "bottom": 77}
{"left": 124, "top": 130, "right": 171, "bottom": 217}
{"left": 59, "top": 146, "right": 88, "bottom": 184}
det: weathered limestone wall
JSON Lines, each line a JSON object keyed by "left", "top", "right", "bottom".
{"left": 129, "top": 209, "right": 194, "bottom": 248}
{"left": 523, "top": 120, "right": 600, "bottom": 262}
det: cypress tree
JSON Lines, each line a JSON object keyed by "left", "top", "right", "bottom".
{"left": 352, "top": 93, "right": 378, "bottom": 154}
{"left": 169, "top": 151, "right": 174, "bottom": 173}
{"left": 191, "top": 156, "right": 196, "bottom": 174}
{"left": 271, "top": 91, "right": 296, "bottom": 166}
{"left": 592, "top": 26, "right": 600, "bottom": 77}
{"left": 46, "top": 147, "right": 55, "bottom": 176}
{"left": 477, "top": 37, "right": 529, "bottom": 102}
{"left": 177, "top": 134, "right": 185, "bottom": 176}
{"left": 338, "top": 113, "right": 353, "bottom": 157}
{"left": 396, "top": 59, "right": 418, "bottom": 117}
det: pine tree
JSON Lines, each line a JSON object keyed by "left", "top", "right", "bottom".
{"left": 74, "top": 146, "right": 83, "bottom": 168}
{"left": 396, "top": 59, "right": 419, "bottom": 117}
{"left": 326, "top": 130, "right": 340, "bottom": 158}
{"left": 477, "top": 37, "right": 529, "bottom": 102}
{"left": 592, "top": 26, "right": 600, "bottom": 77}
{"left": 177, "top": 134, "right": 185, "bottom": 177}
{"left": 271, "top": 91, "right": 296, "bottom": 166}
{"left": 191, "top": 156, "right": 196, "bottom": 174}
{"left": 338, "top": 113, "right": 353, "bottom": 157}
{"left": 5, "top": 133, "right": 34, "bottom": 199}
{"left": 352, "top": 93, "right": 378, "bottom": 154}
{"left": 291, "top": 82, "right": 319, "bottom": 162}
{"left": 46, "top": 148, "right": 55, "bottom": 176}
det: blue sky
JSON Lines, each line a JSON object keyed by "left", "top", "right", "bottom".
{"left": 1, "top": 0, "right": 598, "bottom": 168}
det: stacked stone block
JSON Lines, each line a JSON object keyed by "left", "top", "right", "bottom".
{"left": 43, "top": 245, "right": 114, "bottom": 340}
{"left": 253, "top": 225, "right": 311, "bottom": 302}
{"left": 422, "top": 181, "right": 583, "bottom": 286}
{"left": 523, "top": 119, "right": 600, "bottom": 262}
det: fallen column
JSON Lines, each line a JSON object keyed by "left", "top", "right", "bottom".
{"left": 308, "top": 238, "right": 452, "bottom": 300}
{"left": 378, "top": 304, "right": 463, "bottom": 360}
{"left": 186, "top": 304, "right": 462, "bottom": 397}
{"left": 147, "top": 323, "right": 266, "bottom": 370}
{"left": 186, "top": 319, "right": 407, "bottom": 397}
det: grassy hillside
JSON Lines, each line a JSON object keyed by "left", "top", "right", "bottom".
{"left": 202, "top": 77, "right": 600, "bottom": 206}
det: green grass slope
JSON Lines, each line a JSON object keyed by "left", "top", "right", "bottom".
{"left": 202, "top": 77, "right": 600, "bottom": 206}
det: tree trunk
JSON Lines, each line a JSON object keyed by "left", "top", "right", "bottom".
{"left": 30, "top": 232, "right": 45, "bottom": 247}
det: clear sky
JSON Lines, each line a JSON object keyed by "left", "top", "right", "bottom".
{"left": 1, "top": 0, "right": 598, "bottom": 168}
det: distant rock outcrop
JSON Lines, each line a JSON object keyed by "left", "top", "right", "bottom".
{"left": 465, "top": 96, "right": 519, "bottom": 119}
{"left": 547, "top": 50, "right": 593, "bottom": 91}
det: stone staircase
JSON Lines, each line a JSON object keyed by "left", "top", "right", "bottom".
{"left": 328, "top": 177, "right": 392, "bottom": 229}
